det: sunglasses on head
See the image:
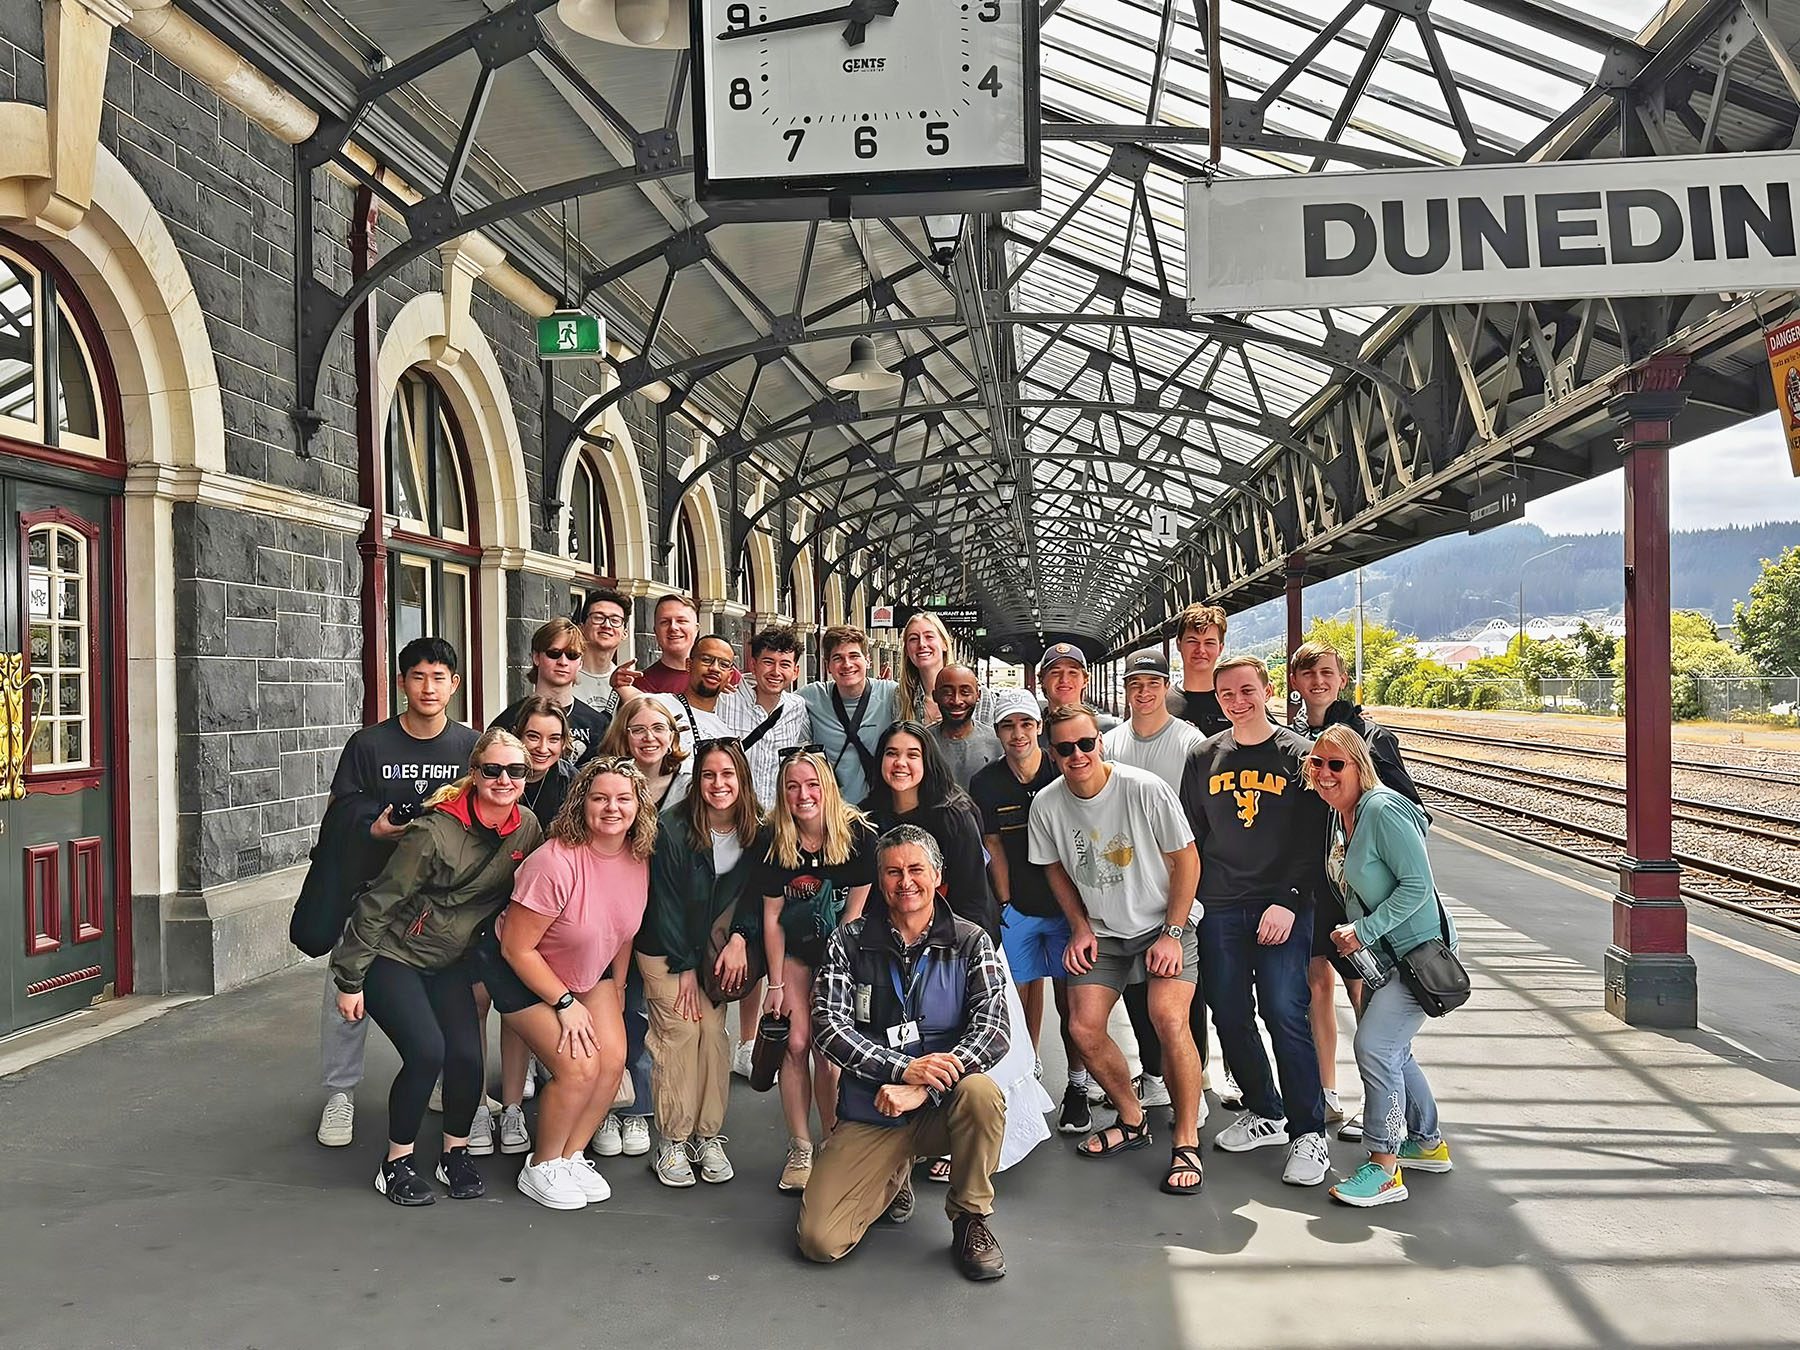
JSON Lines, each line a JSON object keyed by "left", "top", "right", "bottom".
{"left": 1050, "top": 736, "right": 1100, "bottom": 758}
{"left": 541, "top": 647, "right": 580, "bottom": 661}
{"left": 1307, "top": 755, "right": 1348, "bottom": 773}
{"left": 779, "top": 742, "right": 826, "bottom": 762}
{"left": 589, "top": 755, "right": 644, "bottom": 778}
{"left": 695, "top": 736, "right": 744, "bottom": 756}
{"left": 478, "top": 762, "right": 529, "bottom": 780}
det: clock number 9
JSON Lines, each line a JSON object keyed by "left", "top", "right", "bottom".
{"left": 926, "top": 122, "right": 950, "bottom": 157}
{"left": 726, "top": 3, "right": 750, "bottom": 29}
{"left": 855, "top": 125, "right": 878, "bottom": 159}
{"left": 730, "top": 78, "right": 752, "bottom": 111}
{"left": 978, "top": 0, "right": 999, "bottom": 18}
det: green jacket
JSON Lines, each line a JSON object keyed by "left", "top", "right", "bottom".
{"left": 1334, "top": 785, "right": 1456, "bottom": 964}
{"left": 331, "top": 792, "right": 543, "bottom": 993}
{"left": 642, "top": 805, "right": 756, "bottom": 974}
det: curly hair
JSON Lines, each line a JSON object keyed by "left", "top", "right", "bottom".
{"left": 547, "top": 756, "right": 660, "bottom": 861}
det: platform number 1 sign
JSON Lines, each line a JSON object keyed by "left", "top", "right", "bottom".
{"left": 538, "top": 310, "right": 603, "bottom": 361}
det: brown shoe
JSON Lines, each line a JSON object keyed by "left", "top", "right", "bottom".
{"left": 952, "top": 1212, "right": 1006, "bottom": 1281}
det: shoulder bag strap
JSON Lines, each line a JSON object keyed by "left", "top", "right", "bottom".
{"left": 739, "top": 701, "right": 786, "bottom": 752}
{"left": 829, "top": 685, "right": 879, "bottom": 779}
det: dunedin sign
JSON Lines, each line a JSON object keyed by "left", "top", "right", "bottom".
{"left": 1187, "top": 150, "right": 1800, "bottom": 313}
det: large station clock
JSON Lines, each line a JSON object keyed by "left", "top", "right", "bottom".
{"left": 691, "top": 0, "right": 1040, "bottom": 219}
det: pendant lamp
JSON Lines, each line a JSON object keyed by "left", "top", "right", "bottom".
{"left": 829, "top": 336, "right": 902, "bottom": 393}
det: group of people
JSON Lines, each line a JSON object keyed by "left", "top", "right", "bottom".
{"left": 306, "top": 595, "right": 1458, "bottom": 1281}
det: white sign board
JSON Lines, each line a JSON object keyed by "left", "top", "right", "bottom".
{"left": 1187, "top": 149, "right": 1800, "bottom": 313}
{"left": 869, "top": 604, "right": 895, "bottom": 629}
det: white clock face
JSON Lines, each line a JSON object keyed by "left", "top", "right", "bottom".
{"left": 695, "top": 0, "right": 1031, "bottom": 188}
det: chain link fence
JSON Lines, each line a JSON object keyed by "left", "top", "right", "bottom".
{"left": 1538, "top": 678, "right": 1620, "bottom": 714}
{"left": 1692, "top": 675, "right": 1800, "bottom": 724}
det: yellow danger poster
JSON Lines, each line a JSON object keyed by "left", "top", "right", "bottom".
{"left": 1765, "top": 316, "right": 1800, "bottom": 477}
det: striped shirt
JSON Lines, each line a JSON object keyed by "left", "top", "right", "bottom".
{"left": 715, "top": 685, "right": 813, "bottom": 814}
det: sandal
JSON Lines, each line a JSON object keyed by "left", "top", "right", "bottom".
{"left": 1078, "top": 1115, "right": 1152, "bottom": 1158}
{"left": 926, "top": 1156, "right": 952, "bottom": 1184}
{"left": 1160, "top": 1145, "right": 1205, "bottom": 1195}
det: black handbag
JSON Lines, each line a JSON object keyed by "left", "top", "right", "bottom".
{"left": 1382, "top": 895, "right": 1470, "bottom": 1017}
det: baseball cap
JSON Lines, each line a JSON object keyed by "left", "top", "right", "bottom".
{"left": 1037, "top": 641, "right": 1088, "bottom": 675}
{"left": 990, "top": 688, "right": 1042, "bottom": 727}
{"left": 1123, "top": 647, "right": 1170, "bottom": 681}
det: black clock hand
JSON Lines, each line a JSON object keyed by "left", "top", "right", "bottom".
{"left": 843, "top": 0, "right": 898, "bottom": 46}
{"left": 718, "top": 4, "right": 857, "bottom": 40}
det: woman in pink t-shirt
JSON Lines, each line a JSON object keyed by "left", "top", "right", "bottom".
{"left": 488, "top": 757, "right": 656, "bottom": 1211}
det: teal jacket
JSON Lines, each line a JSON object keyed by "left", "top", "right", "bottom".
{"left": 1333, "top": 786, "right": 1457, "bottom": 965}
{"left": 642, "top": 805, "right": 757, "bottom": 974}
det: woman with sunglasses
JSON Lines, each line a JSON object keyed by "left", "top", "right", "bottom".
{"left": 330, "top": 730, "right": 544, "bottom": 1206}
{"left": 472, "top": 756, "right": 659, "bottom": 1210}
{"left": 751, "top": 746, "right": 876, "bottom": 1192}
{"left": 1305, "top": 725, "right": 1457, "bottom": 1209}
{"left": 598, "top": 695, "right": 689, "bottom": 809}
{"left": 639, "top": 738, "right": 762, "bottom": 1187}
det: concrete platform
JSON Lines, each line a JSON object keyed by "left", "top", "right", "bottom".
{"left": 4, "top": 822, "right": 1799, "bottom": 1350}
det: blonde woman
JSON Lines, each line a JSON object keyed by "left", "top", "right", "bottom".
{"left": 330, "top": 730, "right": 544, "bottom": 1206}
{"left": 899, "top": 611, "right": 999, "bottom": 728}
{"left": 751, "top": 747, "right": 876, "bottom": 1192}
{"left": 473, "top": 756, "right": 659, "bottom": 1211}
{"left": 598, "top": 695, "right": 689, "bottom": 809}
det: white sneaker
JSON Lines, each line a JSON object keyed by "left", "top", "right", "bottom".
{"left": 523, "top": 1057, "right": 541, "bottom": 1101}
{"left": 1081, "top": 1077, "right": 1105, "bottom": 1106}
{"left": 516, "top": 1154, "right": 588, "bottom": 1210}
{"left": 1137, "top": 1074, "right": 1172, "bottom": 1108}
{"left": 731, "top": 1040, "right": 754, "bottom": 1078}
{"left": 694, "top": 1135, "right": 734, "bottom": 1184}
{"left": 497, "top": 1104, "right": 531, "bottom": 1155}
{"left": 565, "top": 1154, "right": 612, "bottom": 1203}
{"left": 1283, "top": 1131, "right": 1332, "bottom": 1186}
{"left": 653, "top": 1138, "right": 697, "bottom": 1187}
{"left": 593, "top": 1112, "right": 623, "bottom": 1157}
{"left": 316, "top": 1092, "right": 354, "bottom": 1147}
{"left": 620, "top": 1115, "right": 651, "bottom": 1157}
{"left": 1214, "top": 1112, "right": 1289, "bottom": 1152}
{"left": 1323, "top": 1088, "right": 1345, "bottom": 1123}
{"left": 427, "top": 1079, "right": 444, "bottom": 1113}
{"left": 1196, "top": 1093, "right": 1209, "bottom": 1130}
{"left": 1218, "top": 1071, "right": 1244, "bottom": 1111}
{"left": 465, "top": 1105, "right": 495, "bottom": 1156}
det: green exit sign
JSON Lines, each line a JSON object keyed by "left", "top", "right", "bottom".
{"left": 537, "top": 310, "right": 603, "bottom": 361}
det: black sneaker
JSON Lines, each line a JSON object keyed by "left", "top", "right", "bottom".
{"left": 883, "top": 1174, "right": 915, "bottom": 1225}
{"left": 435, "top": 1145, "right": 485, "bottom": 1199}
{"left": 375, "top": 1154, "right": 436, "bottom": 1206}
{"left": 1057, "top": 1082, "right": 1093, "bottom": 1135}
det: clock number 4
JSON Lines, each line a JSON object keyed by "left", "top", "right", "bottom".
{"left": 978, "top": 66, "right": 1002, "bottom": 97}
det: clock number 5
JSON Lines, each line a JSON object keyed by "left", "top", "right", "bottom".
{"left": 926, "top": 122, "right": 950, "bottom": 157}
{"left": 730, "top": 77, "right": 753, "bottom": 110}
{"left": 856, "top": 125, "right": 878, "bottom": 159}
{"left": 978, "top": 0, "right": 999, "bottom": 18}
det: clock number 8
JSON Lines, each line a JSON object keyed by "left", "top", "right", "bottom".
{"left": 730, "top": 78, "right": 752, "bottom": 111}
{"left": 726, "top": 3, "right": 750, "bottom": 29}
{"left": 855, "top": 125, "right": 878, "bottom": 159}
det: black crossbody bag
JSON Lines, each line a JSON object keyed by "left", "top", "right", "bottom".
{"left": 1381, "top": 894, "right": 1470, "bottom": 1017}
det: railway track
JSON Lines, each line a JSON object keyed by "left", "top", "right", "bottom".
{"left": 1388, "top": 723, "right": 1800, "bottom": 787}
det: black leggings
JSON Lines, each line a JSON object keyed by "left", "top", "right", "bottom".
{"left": 1125, "top": 977, "right": 1211, "bottom": 1079}
{"left": 361, "top": 956, "right": 482, "bottom": 1147}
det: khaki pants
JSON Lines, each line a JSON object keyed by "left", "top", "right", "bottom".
{"left": 638, "top": 953, "right": 731, "bottom": 1141}
{"left": 797, "top": 1072, "right": 1005, "bottom": 1263}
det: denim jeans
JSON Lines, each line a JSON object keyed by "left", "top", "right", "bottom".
{"left": 620, "top": 961, "right": 653, "bottom": 1119}
{"left": 1354, "top": 976, "right": 1440, "bottom": 1157}
{"left": 1199, "top": 899, "right": 1325, "bottom": 1137}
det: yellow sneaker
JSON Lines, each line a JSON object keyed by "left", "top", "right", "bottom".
{"left": 1398, "top": 1137, "right": 1453, "bottom": 1173}
{"left": 778, "top": 1138, "right": 813, "bottom": 1192}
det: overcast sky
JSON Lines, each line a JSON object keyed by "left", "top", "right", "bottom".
{"left": 1527, "top": 412, "right": 1800, "bottom": 534}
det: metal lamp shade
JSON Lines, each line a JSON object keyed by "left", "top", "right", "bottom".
{"left": 827, "top": 336, "right": 902, "bottom": 393}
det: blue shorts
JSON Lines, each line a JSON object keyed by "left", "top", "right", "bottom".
{"left": 1001, "top": 908, "right": 1071, "bottom": 984}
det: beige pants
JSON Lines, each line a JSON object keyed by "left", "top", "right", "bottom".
{"left": 638, "top": 953, "right": 731, "bottom": 1141}
{"left": 797, "top": 1072, "right": 1005, "bottom": 1263}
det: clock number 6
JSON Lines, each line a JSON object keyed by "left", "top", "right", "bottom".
{"left": 730, "top": 77, "right": 752, "bottom": 111}
{"left": 855, "top": 125, "right": 878, "bottom": 159}
{"left": 978, "top": 0, "right": 999, "bottom": 18}
{"left": 926, "top": 122, "right": 949, "bottom": 156}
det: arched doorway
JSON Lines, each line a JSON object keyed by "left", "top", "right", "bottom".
{"left": 0, "top": 233, "right": 126, "bottom": 1035}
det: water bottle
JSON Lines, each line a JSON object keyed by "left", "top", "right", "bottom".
{"left": 749, "top": 1012, "right": 789, "bottom": 1092}
{"left": 1336, "top": 928, "right": 1392, "bottom": 988}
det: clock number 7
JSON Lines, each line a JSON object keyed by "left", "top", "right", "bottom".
{"left": 978, "top": 0, "right": 999, "bottom": 18}
{"left": 783, "top": 128, "right": 805, "bottom": 162}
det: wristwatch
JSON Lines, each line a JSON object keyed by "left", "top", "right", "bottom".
{"left": 1162, "top": 924, "right": 1185, "bottom": 940}
{"left": 552, "top": 991, "right": 576, "bottom": 1012}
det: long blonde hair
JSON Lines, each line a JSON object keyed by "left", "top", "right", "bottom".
{"left": 597, "top": 695, "right": 687, "bottom": 775}
{"left": 768, "top": 750, "right": 869, "bottom": 869}
{"left": 548, "top": 757, "right": 659, "bottom": 861}
{"left": 897, "top": 611, "right": 955, "bottom": 716}
{"left": 425, "top": 729, "right": 525, "bottom": 811}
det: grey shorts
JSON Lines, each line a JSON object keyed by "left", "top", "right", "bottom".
{"left": 1069, "top": 925, "right": 1200, "bottom": 991}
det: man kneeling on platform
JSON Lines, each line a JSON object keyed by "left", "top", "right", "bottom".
{"left": 798, "top": 825, "right": 1010, "bottom": 1281}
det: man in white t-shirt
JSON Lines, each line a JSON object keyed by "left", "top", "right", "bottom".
{"left": 1101, "top": 647, "right": 1211, "bottom": 1115}
{"left": 1027, "top": 705, "right": 1204, "bottom": 1196}
{"left": 572, "top": 587, "right": 631, "bottom": 716}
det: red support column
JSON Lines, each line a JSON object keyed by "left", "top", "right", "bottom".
{"left": 351, "top": 187, "right": 388, "bottom": 726}
{"left": 1607, "top": 357, "right": 1696, "bottom": 1027}
{"left": 1285, "top": 552, "right": 1307, "bottom": 723}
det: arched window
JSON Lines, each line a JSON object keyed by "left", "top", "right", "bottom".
{"left": 735, "top": 544, "right": 756, "bottom": 610}
{"left": 565, "top": 451, "right": 615, "bottom": 579}
{"left": 0, "top": 244, "right": 106, "bottom": 457}
{"left": 386, "top": 370, "right": 475, "bottom": 722}
{"left": 674, "top": 505, "right": 701, "bottom": 602}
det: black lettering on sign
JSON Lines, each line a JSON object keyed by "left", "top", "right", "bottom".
{"left": 1689, "top": 184, "right": 1717, "bottom": 261}
{"left": 1381, "top": 197, "right": 1450, "bottom": 276}
{"left": 1721, "top": 182, "right": 1795, "bottom": 260}
{"left": 1607, "top": 189, "right": 1683, "bottom": 265}
{"left": 1536, "top": 191, "right": 1605, "bottom": 267}
{"left": 1303, "top": 202, "right": 1376, "bottom": 278}
{"left": 1457, "top": 194, "right": 1528, "bottom": 271}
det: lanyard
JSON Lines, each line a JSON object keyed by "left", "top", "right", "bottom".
{"left": 889, "top": 951, "right": 935, "bottom": 1021}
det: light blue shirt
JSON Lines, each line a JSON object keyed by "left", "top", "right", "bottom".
{"left": 799, "top": 678, "right": 899, "bottom": 807}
